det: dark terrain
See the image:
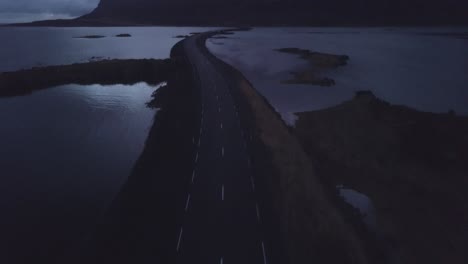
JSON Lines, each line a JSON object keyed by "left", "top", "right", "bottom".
{"left": 294, "top": 91, "right": 468, "bottom": 264}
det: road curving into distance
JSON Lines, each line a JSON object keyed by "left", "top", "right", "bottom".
{"left": 175, "top": 31, "right": 269, "bottom": 264}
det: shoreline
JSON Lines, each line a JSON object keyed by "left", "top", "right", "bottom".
{"left": 0, "top": 59, "right": 175, "bottom": 97}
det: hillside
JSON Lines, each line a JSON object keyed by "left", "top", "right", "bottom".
{"left": 81, "top": 0, "right": 468, "bottom": 25}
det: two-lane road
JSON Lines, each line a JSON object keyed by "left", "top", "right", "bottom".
{"left": 175, "top": 34, "right": 268, "bottom": 264}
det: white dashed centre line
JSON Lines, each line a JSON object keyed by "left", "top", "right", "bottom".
{"left": 185, "top": 194, "right": 191, "bottom": 212}
{"left": 221, "top": 185, "right": 225, "bottom": 201}
{"left": 221, "top": 123, "right": 223, "bottom": 129}
{"left": 220, "top": 258, "right": 223, "bottom": 264}
{"left": 222, "top": 147, "right": 224, "bottom": 157}
{"left": 195, "top": 152, "right": 199, "bottom": 163}
{"left": 176, "top": 228, "right": 183, "bottom": 252}
{"left": 192, "top": 170, "right": 196, "bottom": 183}
{"left": 251, "top": 176, "right": 255, "bottom": 191}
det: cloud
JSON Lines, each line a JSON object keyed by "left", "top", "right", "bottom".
{"left": 0, "top": 0, "right": 99, "bottom": 23}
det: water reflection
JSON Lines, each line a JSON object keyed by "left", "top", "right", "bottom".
{"left": 337, "top": 185, "right": 377, "bottom": 231}
{"left": 0, "top": 83, "right": 156, "bottom": 262}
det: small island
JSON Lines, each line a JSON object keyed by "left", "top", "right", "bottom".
{"left": 115, "top": 33, "right": 132, "bottom": 37}
{"left": 74, "top": 35, "right": 106, "bottom": 39}
{"left": 276, "top": 47, "right": 349, "bottom": 86}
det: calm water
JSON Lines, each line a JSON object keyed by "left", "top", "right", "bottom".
{"left": 0, "top": 26, "right": 215, "bottom": 262}
{"left": 0, "top": 83, "right": 159, "bottom": 262}
{"left": 0, "top": 26, "right": 218, "bottom": 72}
{"left": 208, "top": 27, "right": 468, "bottom": 123}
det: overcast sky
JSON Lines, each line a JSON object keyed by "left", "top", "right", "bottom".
{"left": 0, "top": 0, "right": 99, "bottom": 23}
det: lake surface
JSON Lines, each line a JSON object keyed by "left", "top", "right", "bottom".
{"left": 0, "top": 83, "right": 158, "bottom": 262}
{"left": 0, "top": 26, "right": 215, "bottom": 263}
{"left": 207, "top": 27, "right": 468, "bottom": 123}
{"left": 0, "top": 26, "right": 218, "bottom": 72}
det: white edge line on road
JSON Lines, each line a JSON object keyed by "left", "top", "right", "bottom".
{"left": 176, "top": 228, "right": 183, "bottom": 252}
{"left": 256, "top": 203, "right": 261, "bottom": 222}
{"left": 185, "top": 194, "right": 191, "bottom": 212}
{"left": 261, "top": 241, "right": 267, "bottom": 264}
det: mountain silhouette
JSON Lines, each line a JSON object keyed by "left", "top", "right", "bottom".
{"left": 81, "top": 0, "right": 468, "bottom": 25}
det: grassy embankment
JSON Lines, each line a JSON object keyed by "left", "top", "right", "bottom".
{"left": 202, "top": 31, "right": 375, "bottom": 264}
{"left": 294, "top": 91, "right": 468, "bottom": 264}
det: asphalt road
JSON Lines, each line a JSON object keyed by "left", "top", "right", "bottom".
{"left": 175, "top": 34, "right": 268, "bottom": 264}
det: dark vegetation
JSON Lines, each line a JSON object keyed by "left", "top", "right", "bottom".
{"left": 276, "top": 48, "right": 350, "bottom": 86}
{"left": 0, "top": 59, "right": 175, "bottom": 97}
{"left": 294, "top": 91, "right": 468, "bottom": 264}
{"left": 115, "top": 33, "right": 132, "bottom": 37}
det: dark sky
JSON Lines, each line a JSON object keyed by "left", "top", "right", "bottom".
{"left": 0, "top": 0, "right": 99, "bottom": 23}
